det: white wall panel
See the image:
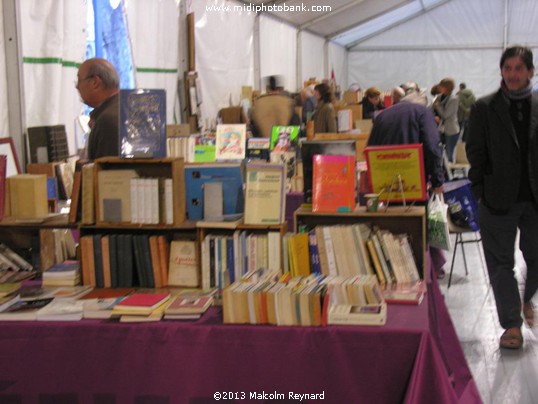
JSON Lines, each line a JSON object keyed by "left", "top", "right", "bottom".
{"left": 259, "top": 15, "right": 296, "bottom": 93}
{"left": 299, "top": 30, "right": 324, "bottom": 89}
{"left": 191, "top": 0, "right": 255, "bottom": 127}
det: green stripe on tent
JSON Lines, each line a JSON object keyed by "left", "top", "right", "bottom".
{"left": 23, "top": 57, "right": 81, "bottom": 67}
{"left": 137, "top": 67, "right": 178, "bottom": 74}
{"left": 23, "top": 58, "right": 176, "bottom": 73}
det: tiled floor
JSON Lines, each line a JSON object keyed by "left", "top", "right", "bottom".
{"left": 439, "top": 232, "right": 538, "bottom": 404}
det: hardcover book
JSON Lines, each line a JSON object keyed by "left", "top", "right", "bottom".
{"left": 112, "top": 292, "right": 171, "bottom": 315}
{"left": 312, "top": 154, "right": 356, "bottom": 213}
{"left": 168, "top": 240, "right": 199, "bottom": 287}
{"left": 184, "top": 164, "right": 244, "bottom": 221}
{"left": 164, "top": 295, "right": 213, "bottom": 315}
{"left": 215, "top": 124, "right": 247, "bottom": 161}
{"left": 119, "top": 89, "right": 167, "bottom": 158}
{"left": 244, "top": 163, "right": 285, "bottom": 225}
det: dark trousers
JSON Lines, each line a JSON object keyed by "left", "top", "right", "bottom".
{"left": 479, "top": 202, "right": 538, "bottom": 329}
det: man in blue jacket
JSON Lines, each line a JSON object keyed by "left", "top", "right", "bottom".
{"left": 466, "top": 46, "right": 538, "bottom": 349}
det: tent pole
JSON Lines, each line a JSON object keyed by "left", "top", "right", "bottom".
{"left": 2, "top": 0, "right": 26, "bottom": 168}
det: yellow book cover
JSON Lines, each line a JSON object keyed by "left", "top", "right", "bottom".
{"left": 97, "top": 169, "right": 138, "bottom": 223}
{"left": 288, "top": 233, "right": 311, "bottom": 277}
{"left": 244, "top": 163, "right": 285, "bottom": 225}
{"left": 168, "top": 240, "right": 198, "bottom": 287}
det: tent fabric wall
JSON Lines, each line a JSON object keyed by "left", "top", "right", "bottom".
{"left": 0, "top": 8, "right": 9, "bottom": 139}
{"left": 299, "top": 30, "right": 325, "bottom": 86}
{"left": 329, "top": 42, "right": 348, "bottom": 91}
{"left": 19, "top": 0, "right": 87, "bottom": 155}
{"left": 124, "top": 0, "right": 181, "bottom": 123}
{"left": 349, "top": 0, "right": 538, "bottom": 98}
{"left": 259, "top": 15, "right": 297, "bottom": 93}
{"left": 190, "top": 0, "right": 255, "bottom": 128}
{"left": 17, "top": 0, "right": 180, "bottom": 157}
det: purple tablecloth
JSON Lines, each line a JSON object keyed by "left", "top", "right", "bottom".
{"left": 0, "top": 275, "right": 481, "bottom": 404}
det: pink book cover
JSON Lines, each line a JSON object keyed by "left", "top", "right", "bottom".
{"left": 312, "top": 154, "right": 356, "bottom": 213}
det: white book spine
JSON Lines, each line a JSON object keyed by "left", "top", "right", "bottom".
{"left": 130, "top": 178, "right": 139, "bottom": 224}
{"left": 322, "top": 226, "right": 338, "bottom": 276}
{"left": 151, "top": 178, "right": 159, "bottom": 224}
{"left": 164, "top": 178, "right": 173, "bottom": 225}
{"left": 143, "top": 178, "right": 153, "bottom": 224}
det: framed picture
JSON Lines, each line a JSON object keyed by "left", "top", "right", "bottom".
{"left": 0, "top": 137, "right": 21, "bottom": 177}
{"left": 364, "top": 144, "right": 426, "bottom": 202}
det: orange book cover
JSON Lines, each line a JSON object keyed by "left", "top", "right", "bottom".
{"left": 312, "top": 154, "right": 356, "bottom": 213}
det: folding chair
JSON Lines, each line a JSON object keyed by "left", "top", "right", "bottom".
{"left": 447, "top": 214, "right": 485, "bottom": 288}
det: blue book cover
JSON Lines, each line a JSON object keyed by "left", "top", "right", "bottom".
{"left": 47, "top": 177, "right": 58, "bottom": 200}
{"left": 308, "top": 230, "right": 321, "bottom": 275}
{"left": 119, "top": 89, "right": 166, "bottom": 158}
{"left": 184, "top": 164, "right": 244, "bottom": 221}
{"left": 226, "top": 237, "right": 235, "bottom": 284}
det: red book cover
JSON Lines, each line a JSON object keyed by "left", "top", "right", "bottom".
{"left": 312, "top": 154, "right": 356, "bottom": 213}
{"left": 0, "top": 155, "right": 6, "bottom": 220}
{"left": 115, "top": 293, "right": 170, "bottom": 310}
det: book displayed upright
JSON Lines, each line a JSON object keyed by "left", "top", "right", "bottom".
{"left": 312, "top": 154, "right": 356, "bottom": 213}
{"left": 119, "top": 89, "right": 167, "bottom": 158}
{"left": 184, "top": 164, "right": 244, "bottom": 221}
{"left": 215, "top": 124, "right": 247, "bottom": 161}
{"left": 244, "top": 163, "right": 285, "bottom": 225}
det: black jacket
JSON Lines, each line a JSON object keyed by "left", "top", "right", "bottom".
{"left": 466, "top": 89, "right": 538, "bottom": 211}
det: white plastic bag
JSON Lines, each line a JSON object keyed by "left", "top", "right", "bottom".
{"left": 427, "top": 193, "right": 452, "bottom": 251}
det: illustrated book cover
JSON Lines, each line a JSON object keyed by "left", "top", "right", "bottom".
{"left": 215, "top": 124, "right": 247, "bottom": 161}
{"left": 119, "top": 89, "right": 167, "bottom": 158}
{"left": 270, "top": 125, "right": 299, "bottom": 151}
{"left": 312, "top": 154, "right": 356, "bottom": 213}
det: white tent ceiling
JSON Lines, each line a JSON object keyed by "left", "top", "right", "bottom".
{"left": 234, "top": 0, "right": 448, "bottom": 48}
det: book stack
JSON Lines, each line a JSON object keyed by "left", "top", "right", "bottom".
{"left": 222, "top": 272, "right": 386, "bottom": 326}
{"left": 42, "top": 261, "right": 81, "bottom": 286}
{"left": 164, "top": 295, "right": 213, "bottom": 320}
{"left": 0, "top": 244, "right": 36, "bottom": 283}
{"left": 111, "top": 292, "right": 171, "bottom": 322}
{"left": 200, "top": 231, "right": 281, "bottom": 291}
{"left": 302, "top": 224, "right": 420, "bottom": 287}
{"left": 166, "top": 135, "right": 197, "bottom": 162}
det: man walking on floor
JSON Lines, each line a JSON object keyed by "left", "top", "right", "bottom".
{"left": 466, "top": 45, "right": 538, "bottom": 349}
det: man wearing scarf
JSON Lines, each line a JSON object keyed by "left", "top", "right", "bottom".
{"left": 467, "top": 46, "right": 538, "bottom": 349}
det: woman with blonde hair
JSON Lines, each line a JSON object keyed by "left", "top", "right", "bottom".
{"left": 433, "top": 78, "right": 460, "bottom": 162}
{"left": 361, "top": 86, "right": 385, "bottom": 119}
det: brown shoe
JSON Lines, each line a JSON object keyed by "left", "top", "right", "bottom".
{"left": 523, "top": 302, "right": 535, "bottom": 328}
{"left": 500, "top": 327, "right": 523, "bottom": 349}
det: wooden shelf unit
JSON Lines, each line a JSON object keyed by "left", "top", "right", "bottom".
{"left": 93, "top": 157, "right": 186, "bottom": 227}
{"left": 294, "top": 206, "right": 427, "bottom": 278}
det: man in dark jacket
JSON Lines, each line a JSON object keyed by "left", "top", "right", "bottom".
{"left": 466, "top": 45, "right": 538, "bottom": 349}
{"left": 368, "top": 83, "right": 445, "bottom": 192}
{"left": 76, "top": 58, "right": 120, "bottom": 160}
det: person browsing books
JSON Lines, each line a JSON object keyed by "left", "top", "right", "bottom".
{"left": 312, "top": 83, "right": 336, "bottom": 133}
{"left": 76, "top": 58, "right": 120, "bottom": 160}
{"left": 466, "top": 45, "right": 538, "bottom": 350}
{"left": 367, "top": 82, "right": 446, "bottom": 280}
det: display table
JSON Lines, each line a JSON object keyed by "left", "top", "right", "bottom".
{"left": 0, "top": 273, "right": 481, "bottom": 404}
